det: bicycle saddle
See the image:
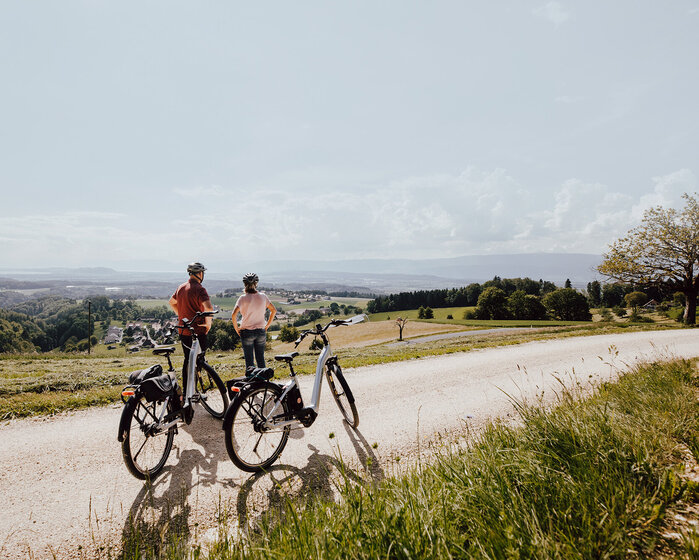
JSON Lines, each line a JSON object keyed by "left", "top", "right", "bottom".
{"left": 274, "top": 352, "right": 299, "bottom": 363}
{"left": 128, "top": 364, "right": 163, "bottom": 384}
{"left": 153, "top": 346, "right": 176, "bottom": 356}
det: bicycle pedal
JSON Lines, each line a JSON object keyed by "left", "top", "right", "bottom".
{"left": 190, "top": 394, "right": 201, "bottom": 403}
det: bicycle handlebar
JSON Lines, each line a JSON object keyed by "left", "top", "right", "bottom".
{"left": 293, "top": 318, "right": 351, "bottom": 346}
{"left": 176, "top": 309, "right": 220, "bottom": 334}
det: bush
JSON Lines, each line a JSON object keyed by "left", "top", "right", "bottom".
{"left": 278, "top": 324, "right": 300, "bottom": 343}
{"left": 612, "top": 306, "right": 627, "bottom": 318}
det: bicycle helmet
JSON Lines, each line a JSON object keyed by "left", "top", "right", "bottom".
{"left": 242, "top": 273, "right": 259, "bottom": 285}
{"left": 187, "top": 262, "right": 207, "bottom": 274}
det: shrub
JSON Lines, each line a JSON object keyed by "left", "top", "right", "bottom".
{"left": 278, "top": 324, "right": 300, "bottom": 343}
{"left": 612, "top": 306, "right": 627, "bottom": 318}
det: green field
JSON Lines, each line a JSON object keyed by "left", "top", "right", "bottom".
{"left": 369, "top": 306, "right": 589, "bottom": 327}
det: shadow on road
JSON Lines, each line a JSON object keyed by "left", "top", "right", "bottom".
{"left": 119, "top": 415, "right": 383, "bottom": 557}
{"left": 234, "top": 426, "right": 384, "bottom": 531}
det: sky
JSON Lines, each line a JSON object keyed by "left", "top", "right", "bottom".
{"left": 0, "top": 1, "right": 697, "bottom": 272}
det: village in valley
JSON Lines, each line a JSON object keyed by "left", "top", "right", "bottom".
{"left": 102, "top": 289, "right": 367, "bottom": 352}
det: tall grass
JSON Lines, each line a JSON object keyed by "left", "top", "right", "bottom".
{"left": 184, "top": 359, "right": 698, "bottom": 560}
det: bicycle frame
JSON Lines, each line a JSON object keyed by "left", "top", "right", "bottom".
{"left": 261, "top": 336, "right": 334, "bottom": 430}
{"left": 184, "top": 336, "right": 201, "bottom": 404}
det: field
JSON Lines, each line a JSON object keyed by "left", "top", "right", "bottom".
{"left": 0, "top": 315, "right": 681, "bottom": 420}
{"left": 135, "top": 296, "right": 370, "bottom": 316}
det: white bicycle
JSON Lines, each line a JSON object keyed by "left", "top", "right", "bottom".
{"left": 222, "top": 315, "right": 364, "bottom": 472}
{"left": 118, "top": 310, "right": 228, "bottom": 479}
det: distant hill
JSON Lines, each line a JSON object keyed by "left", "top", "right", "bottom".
{"left": 0, "top": 253, "right": 602, "bottom": 299}
{"left": 246, "top": 253, "right": 602, "bottom": 286}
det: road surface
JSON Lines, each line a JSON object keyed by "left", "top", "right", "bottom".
{"left": 0, "top": 329, "right": 697, "bottom": 559}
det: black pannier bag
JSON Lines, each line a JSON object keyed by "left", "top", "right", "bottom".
{"left": 139, "top": 373, "right": 179, "bottom": 403}
{"left": 128, "top": 364, "right": 163, "bottom": 385}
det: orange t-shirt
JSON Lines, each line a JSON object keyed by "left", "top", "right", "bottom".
{"left": 172, "top": 279, "right": 211, "bottom": 335}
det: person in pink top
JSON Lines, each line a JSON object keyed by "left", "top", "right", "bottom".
{"left": 232, "top": 273, "right": 276, "bottom": 371}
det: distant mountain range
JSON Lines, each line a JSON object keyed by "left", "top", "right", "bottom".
{"left": 0, "top": 254, "right": 603, "bottom": 299}
{"left": 246, "top": 253, "right": 602, "bottom": 286}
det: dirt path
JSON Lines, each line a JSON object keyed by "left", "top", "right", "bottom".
{"left": 1, "top": 329, "right": 697, "bottom": 559}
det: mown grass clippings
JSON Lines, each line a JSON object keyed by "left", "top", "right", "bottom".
{"left": 186, "top": 359, "right": 699, "bottom": 560}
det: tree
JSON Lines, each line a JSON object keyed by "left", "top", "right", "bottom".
{"left": 543, "top": 289, "right": 592, "bottom": 321}
{"left": 395, "top": 317, "right": 408, "bottom": 341}
{"left": 586, "top": 281, "right": 602, "bottom": 307}
{"left": 475, "top": 287, "right": 510, "bottom": 319}
{"left": 598, "top": 193, "right": 699, "bottom": 324}
{"left": 507, "top": 290, "right": 548, "bottom": 320}
{"left": 624, "top": 291, "right": 647, "bottom": 313}
{"left": 602, "top": 283, "right": 626, "bottom": 308}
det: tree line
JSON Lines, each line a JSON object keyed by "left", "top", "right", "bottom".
{"left": 367, "top": 276, "right": 683, "bottom": 323}
{"left": 367, "top": 277, "right": 559, "bottom": 314}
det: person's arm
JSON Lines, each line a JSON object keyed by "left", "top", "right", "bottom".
{"left": 231, "top": 305, "right": 241, "bottom": 335}
{"left": 202, "top": 298, "right": 214, "bottom": 333}
{"left": 264, "top": 298, "right": 276, "bottom": 330}
{"left": 168, "top": 295, "right": 178, "bottom": 316}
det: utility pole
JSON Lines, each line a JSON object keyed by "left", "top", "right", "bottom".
{"left": 87, "top": 300, "right": 92, "bottom": 355}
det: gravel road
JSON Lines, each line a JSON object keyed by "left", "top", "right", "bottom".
{"left": 1, "top": 329, "right": 697, "bottom": 559}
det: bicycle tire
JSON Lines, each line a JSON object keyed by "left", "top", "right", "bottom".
{"left": 121, "top": 396, "right": 175, "bottom": 480}
{"left": 197, "top": 362, "right": 228, "bottom": 419}
{"left": 326, "top": 362, "right": 359, "bottom": 428}
{"left": 225, "top": 383, "right": 290, "bottom": 472}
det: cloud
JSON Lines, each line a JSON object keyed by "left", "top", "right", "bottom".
{"left": 2, "top": 169, "right": 697, "bottom": 268}
{"left": 533, "top": 2, "right": 571, "bottom": 26}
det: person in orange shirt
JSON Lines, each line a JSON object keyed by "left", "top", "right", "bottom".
{"left": 169, "top": 262, "right": 214, "bottom": 390}
{"left": 231, "top": 273, "right": 276, "bottom": 371}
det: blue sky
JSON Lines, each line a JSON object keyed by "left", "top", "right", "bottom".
{"left": 0, "top": 1, "right": 697, "bottom": 271}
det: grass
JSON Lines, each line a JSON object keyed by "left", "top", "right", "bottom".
{"left": 0, "top": 321, "right": 683, "bottom": 420}
{"left": 117, "top": 358, "right": 699, "bottom": 559}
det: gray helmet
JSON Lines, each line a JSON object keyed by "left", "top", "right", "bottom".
{"left": 187, "top": 262, "right": 207, "bottom": 274}
{"left": 243, "top": 272, "right": 259, "bottom": 285}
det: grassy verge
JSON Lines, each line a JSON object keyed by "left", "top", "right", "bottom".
{"left": 0, "top": 322, "right": 683, "bottom": 420}
{"left": 123, "top": 359, "right": 699, "bottom": 559}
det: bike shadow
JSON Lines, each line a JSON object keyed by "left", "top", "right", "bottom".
{"left": 120, "top": 421, "right": 383, "bottom": 556}
{"left": 234, "top": 425, "right": 385, "bottom": 531}
{"left": 119, "top": 413, "right": 234, "bottom": 558}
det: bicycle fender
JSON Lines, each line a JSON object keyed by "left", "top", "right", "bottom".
{"left": 117, "top": 396, "right": 138, "bottom": 442}
{"left": 221, "top": 380, "right": 275, "bottom": 432}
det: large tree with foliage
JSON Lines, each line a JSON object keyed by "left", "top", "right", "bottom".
{"left": 543, "top": 289, "right": 591, "bottom": 321}
{"left": 598, "top": 193, "right": 699, "bottom": 324}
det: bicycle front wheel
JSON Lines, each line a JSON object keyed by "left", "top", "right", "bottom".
{"left": 197, "top": 363, "right": 228, "bottom": 419}
{"left": 326, "top": 362, "right": 359, "bottom": 428}
{"left": 225, "top": 383, "right": 290, "bottom": 472}
{"left": 121, "top": 397, "right": 175, "bottom": 480}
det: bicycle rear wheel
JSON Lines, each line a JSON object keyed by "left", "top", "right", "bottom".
{"left": 326, "top": 362, "right": 359, "bottom": 428}
{"left": 121, "top": 397, "right": 175, "bottom": 480}
{"left": 197, "top": 363, "right": 228, "bottom": 419}
{"left": 225, "top": 383, "right": 290, "bottom": 472}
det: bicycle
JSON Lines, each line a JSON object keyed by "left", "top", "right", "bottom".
{"left": 222, "top": 315, "right": 363, "bottom": 472}
{"left": 117, "top": 310, "right": 229, "bottom": 479}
